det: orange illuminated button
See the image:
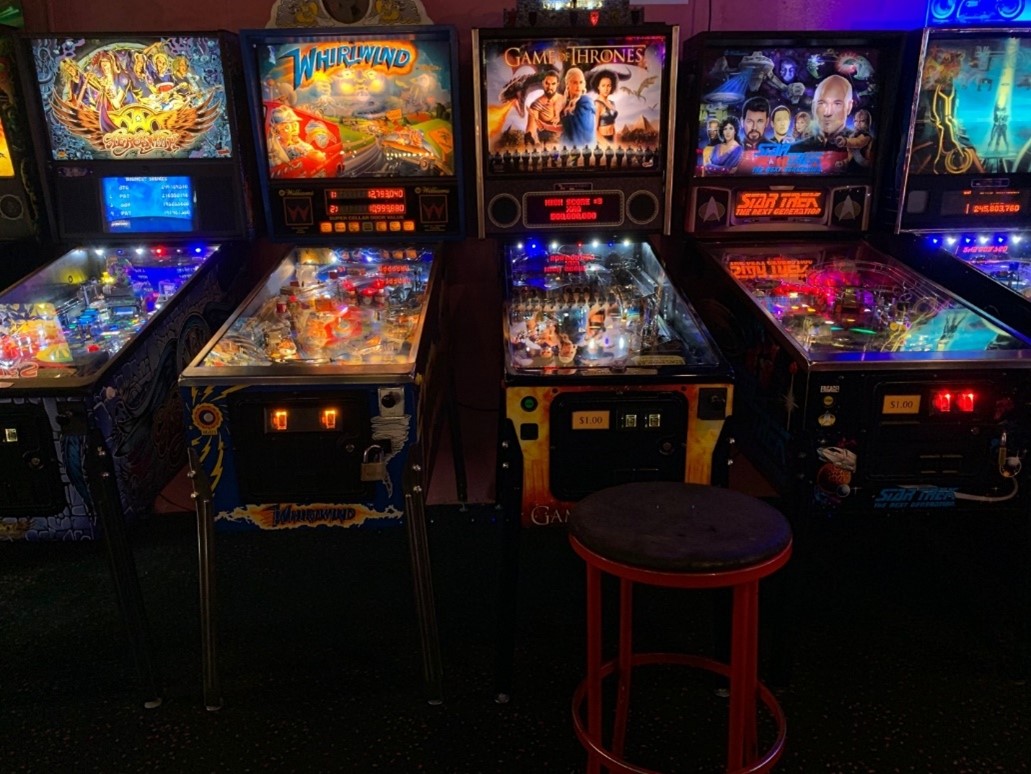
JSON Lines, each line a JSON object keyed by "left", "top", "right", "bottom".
{"left": 270, "top": 410, "right": 289, "bottom": 431}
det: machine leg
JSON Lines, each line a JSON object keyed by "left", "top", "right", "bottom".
{"left": 187, "top": 448, "right": 222, "bottom": 711}
{"left": 493, "top": 418, "right": 522, "bottom": 704}
{"left": 86, "top": 431, "right": 161, "bottom": 709}
{"left": 404, "top": 443, "right": 444, "bottom": 704}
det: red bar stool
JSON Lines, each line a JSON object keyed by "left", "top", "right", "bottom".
{"left": 568, "top": 482, "right": 793, "bottom": 773}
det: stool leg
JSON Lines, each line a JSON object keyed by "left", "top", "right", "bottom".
{"left": 728, "top": 580, "right": 760, "bottom": 771}
{"left": 586, "top": 562, "right": 603, "bottom": 774}
{"left": 612, "top": 578, "right": 634, "bottom": 757}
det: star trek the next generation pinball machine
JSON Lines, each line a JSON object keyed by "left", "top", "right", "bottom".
{"left": 877, "top": 27, "right": 1031, "bottom": 335}
{"left": 0, "top": 32, "right": 253, "bottom": 705}
{"left": 179, "top": 26, "right": 463, "bottom": 708}
{"left": 682, "top": 30, "right": 1031, "bottom": 520}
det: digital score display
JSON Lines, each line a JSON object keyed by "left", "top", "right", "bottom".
{"left": 325, "top": 187, "right": 408, "bottom": 217}
{"left": 102, "top": 176, "right": 195, "bottom": 234}
{"left": 732, "top": 191, "right": 826, "bottom": 220}
{"left": 940, "top": 189, "right": 1028, "bottom": 218}
{"left": 522, "top": 191, "right": 624, "bottom": 229}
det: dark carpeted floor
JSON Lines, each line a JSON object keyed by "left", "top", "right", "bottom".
{"left": 1, "top": 502, "right": 1027, "bottom": 773}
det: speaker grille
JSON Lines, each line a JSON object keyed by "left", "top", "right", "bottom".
{"left": 488, "top": 194, "right": 521, "bottom": 229}
{"left": 626, "top": 190, "right": 659, "bottom": 226}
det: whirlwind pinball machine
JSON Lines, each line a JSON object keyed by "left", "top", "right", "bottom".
{"left": 474, "top": 21, "right": 733, "bottom": 698}
{"left": 0, "top": 28, "right": 48, "bottom": 290}
{"left": 179, "top": 26, "right": 463, "bottom": 708}
{"left": 874, "top": 27, "right": 1031, "bottom": 337}
{"left": 681, "top": 30, "right": 1031, "bottom": 523}
{"left": 0, "top": 33, "right": 253, "bottom": 705}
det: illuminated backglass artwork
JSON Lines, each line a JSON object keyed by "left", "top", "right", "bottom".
{"left": 479, "top": 34, "right": 668, "bottom": 174}
{"left": 253, "top": 34, "right": 455, "bottom": 180}
{"left": 31, "top": 36, "right": 234, "bottom": 161}
{"left": 0, "top": 115, "right": 14, "bottom": 178}
{"left": 694, "top": 44, "right": 884, "bottom": 177}
{"left": 907, "top": 34, "right": 1031, "bottom": 177}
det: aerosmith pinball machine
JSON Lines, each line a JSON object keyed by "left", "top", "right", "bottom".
{"left": 179, "top": 25, "right": 463, "bottom": 708}
{"left": 0, "top": 28, "right": 48, "bottom": 290}
{"left": 0, "top": 32, "right": 253, "bottom": 704}
{"left": 474, "top": 21, "right": 734, "bottom": 698}
{"left": 872, "top": 27, "right": 1031, "bottom": 337}
{"left": 681, "top": 30, "right": 1031, "bottom": 523}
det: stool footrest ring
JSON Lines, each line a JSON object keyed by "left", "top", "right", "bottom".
{"left": 571, "top": 652, "right": 786, "bottom": 774}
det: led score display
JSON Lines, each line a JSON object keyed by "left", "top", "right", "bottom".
{"left": 940, "top": 190, "right": 1028, "bottom": 218}
{"left": 324, "top": 187, "right": 409, "bottom": 217}
{"left": 522, "top": 191, "right": 623, "bottom": 228}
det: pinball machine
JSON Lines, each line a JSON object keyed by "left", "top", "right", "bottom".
{"left": 179, "top": 25, "right": 464, "bottom": 708}
{"left": 0, "top": 28, "right": 48, "bottom": 290}
{"left": 474, "top": 20, "right": 734, "bottom": 699}
{"left": 475, "top": 25, "right": 733, "bottom": 528}
{"left": 681, "top": 31, "right": 1031, "bottom": 520}
{"left": 1, "top": 32, "right": 253, "bottom": 541}
{"left": 873, "top": 27, "right": 1031, "bottom": 336}
{"left": 0, "top": 32, "right": 254, "bottom": 705}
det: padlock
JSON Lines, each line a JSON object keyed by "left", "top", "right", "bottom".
{"left": 361, "top": 444, "right": 386, "bottom": 482}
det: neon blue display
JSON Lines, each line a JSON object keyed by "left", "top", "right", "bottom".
{"left": 926, "top": 0, "right": 1031, "bottom": 27}
{"left": 102, "top": 176, "right": 194, "bottom": 234}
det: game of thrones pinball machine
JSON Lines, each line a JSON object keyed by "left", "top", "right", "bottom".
{"left": 476, "top": 14, "right": 734, "bottom": 701}
{"left": 476, "top": 25, "right": 733, "bottom": 528}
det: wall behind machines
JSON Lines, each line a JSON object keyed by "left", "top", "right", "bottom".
{"left": 23, "top": 1, "right": 925, "bottom": 38}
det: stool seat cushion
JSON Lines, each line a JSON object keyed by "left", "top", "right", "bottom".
{"left": 569, "top": 482, "right": 792, "bottom": 573}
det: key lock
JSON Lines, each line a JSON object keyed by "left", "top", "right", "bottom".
{"left": 996, "top": 432, "right": 1023, "bottom": 479}
{"left": 361, "top": 444, "right": 386, "bottom": 482}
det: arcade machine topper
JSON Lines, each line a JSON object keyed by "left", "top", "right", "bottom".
{"left": 682, "top": 31, "right": 1031, "bottom": 519}
{"left": 3, "top": 33, "right": 251, "bottom": 540}
{"left": 926, "top": 0, "right": 1031, "bottom": 26}
{"left": 474, "top": 25, "right": 733, "bottom": 528}
{"left": 0, "top": 29, "right": 48, "bottom": 290}
{"left": 881, "top": 28, "right": 1031, "bottom": 335}
{"left": 504, "top": 0, "right": 644, "bottom": 28}
{"left": 179, "top": 25, "right": 463, "bottom": 707}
